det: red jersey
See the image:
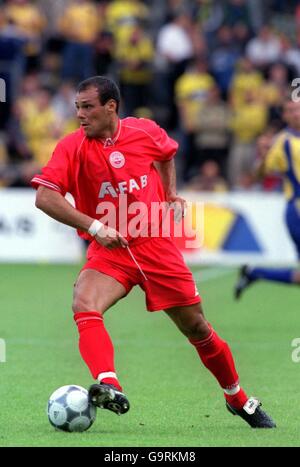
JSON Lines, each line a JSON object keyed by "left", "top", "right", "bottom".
{"left": 31, "top": 117, "right": 178, "bottom": 243}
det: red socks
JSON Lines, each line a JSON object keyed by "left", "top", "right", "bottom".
{"left": 74, "top": 311, "right": 122, "bottom": 391}
{"left": 189, "top": 327, "right": 248, "bottom": 410}
{"left": 74, "top": 312, "right": 247, "bottom": 409}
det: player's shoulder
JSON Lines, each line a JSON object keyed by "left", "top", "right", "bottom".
{"left": 283, "top": 127, "right": 300, "bottom": 142}
{"left": 56, "top": 127, "right": 86, "bottom": 150}
{"left": 270, "top": 129, "right": 290, "bottom": 148}
{"left": 122, "top": 117, "right": 162, "bottom": 139}
{"left": 53, "top": 128, "right": 88, "bottom": 159}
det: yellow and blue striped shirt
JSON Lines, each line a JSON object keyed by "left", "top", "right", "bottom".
{"left": 265, "top": 128, "right": 300, "bottom": 201}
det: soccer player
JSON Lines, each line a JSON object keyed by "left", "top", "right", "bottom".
{"left": 31, "top": 76, "right": 275, "bottom": 428}
{"left": 235, "top": 98, "right": 300, "bottom": 299}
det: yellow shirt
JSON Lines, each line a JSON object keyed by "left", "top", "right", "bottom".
{"left": 175, "top": 72, "right": 215, "bottom": 128}
{"left": 115, "top": 35, "right": 154, "bottom": 84}
{"left": 4, "top": 3, "right": 46, "bottom": 54}
{"left": 59, "top": 3, "right": 101, "bottom": 43}
{"left": 22, "top": 107, "right": 59, "bottom": 166}
{"left": 230, "top": 103, "right": 268, "bottom": 143}
{"left": 5, "top": 4, "right": 46, "bottom": 37}
{"left": 265, "top": 129, "right": 300, "bottom": 200}
{"left": 105, "top": 0, "right": 149, "bottom": 43}
{"left": 230, "top": 71, "right": 264, "bottom": 108}
{"left": 261, "top": 82, "right": 282, "bottom": 106}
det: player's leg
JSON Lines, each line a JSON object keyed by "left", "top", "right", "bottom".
{"left": 234, "top": 264, "right": 300, "bottom": 300}
{"left": 164, "top": 303, "right": 276, "bottom": 428}
{"left": 235, "top": 201, "right": 300, "bottom": 299}
{"left": 164, "top": 303, "right": 247, "bottom": 407}
{"left": 73, "top": 269, "right": 130, "bottom": 415}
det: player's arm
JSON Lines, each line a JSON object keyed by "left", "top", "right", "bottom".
{"left": 252, "top": 132, "right": 286, "bottom": 182}
{"left": 154, "top": 158, "right": 187, "bottom": 222}
{"left": 252, "top": 133, "right": 274, "bottom": 181}
{"left": 252, "top": 156, "right": 268, "bottom": 182}
{"left": 35, "top": 186, "right": 128, "bottom": 249}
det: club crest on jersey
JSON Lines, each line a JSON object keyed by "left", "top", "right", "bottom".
{"left": 109, "top": 151, "right": 125, "bottom": 168}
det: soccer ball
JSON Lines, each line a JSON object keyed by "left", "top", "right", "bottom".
{"left": 47, "top": 385, "right": 97, "bottom": 432}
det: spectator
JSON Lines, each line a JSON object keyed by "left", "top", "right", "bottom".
{"left": 228, "top": 88, "right": 268, "bottom": 188}
{"left": 155, "top": 9, "right": 195, "bottom": 128}
{"left": 210, "top": 25, "right": 241, "bottom": 98}
{"left": 94, "top": 30, "right": 115, "bottom": 77}
{"left": 115, "top": 23, "right": 154, "bottom": 115}
{"left": 105, "top": 0, "right": 149, "bottom": 45}
{"left": 20, "top": 86, "right": 63, "bottom": 166}
{"left": 6, "top": 101, "right": 33, "bottom": 163}
{"left": 175, "top": 55, "right": 216, "bottom": 180}
{"left": 14, "top": 72, "right": 40, "bottom": 121}
{"left": 229, "top": 57, "right": 264, "bottom": 109}
{"left": 223, "top": 0, "right": 253, "bottom": 30}
{"left": 262, "top": 62, "right": 289, "bottom": 125}
{"left": 0, "top": 14, "right": 26, "bottom": 126}
{"left": 191, "top": 0, "right": 224, "bottom": 45}
{"left": 52, "top": 81, "right": 78, "bottom": 133}
{"left": 185, "top": 160, "right": 228, "bottom": 192}
{"left": 279, "top": 33, "right": 300, "bottom": 77}
{"left": 231, "top": 22, "right": 251, "bottom": 54}
{"left": 59, "top": 0, "right": 101, "bottom": 81}
{"left": 246, "top": 24, "right": 281, "bottom": 70}
{"left": 3, "top": 0, "right": 46, "bottom": 71}
{"left": 192, "top": 86, "right": 232, "bottom": 177}
{"left": 5, "top": 160, "right": 40, "bottom": 187}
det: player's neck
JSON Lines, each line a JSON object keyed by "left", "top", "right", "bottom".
{"left": 99, "top": 116, "right": 119, "bottom": 141}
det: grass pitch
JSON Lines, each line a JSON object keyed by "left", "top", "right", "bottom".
{"left": 0, "top": 263, "right": 299, "bottom": 447}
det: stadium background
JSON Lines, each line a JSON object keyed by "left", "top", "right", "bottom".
{"left": 0, "top": 0, "right": 300, "bottom": 448}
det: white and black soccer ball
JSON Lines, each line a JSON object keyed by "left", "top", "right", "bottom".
{"left": 47, "top": 385, "right": 97, "bottom": 432}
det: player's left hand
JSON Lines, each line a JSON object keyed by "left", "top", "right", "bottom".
{"left": 166, "top": 194, "right": 187, "bottom": 224}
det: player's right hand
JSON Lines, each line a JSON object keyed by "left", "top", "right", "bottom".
{"left": 95, "top": 225, "right": 129, "bottom": 249}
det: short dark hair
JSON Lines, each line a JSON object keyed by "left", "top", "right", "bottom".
{"left": 77, "top": 76, "right": 121, "bottom": 113}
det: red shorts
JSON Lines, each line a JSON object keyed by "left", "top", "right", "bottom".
{"left": 82, "top": 237, "right": 201, "bottom": 311}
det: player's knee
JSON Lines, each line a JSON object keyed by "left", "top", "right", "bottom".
{"left": 185, "top": 304, "right": 209, "bottom": 338}
{"left": 186, "top": 315, "right": 209, "bottom": 339}
{"left": 177, "top": 306, "right": 209, "bottom": 339}
{"left": 72, "top": 293, "right": 95, "bottom": 314}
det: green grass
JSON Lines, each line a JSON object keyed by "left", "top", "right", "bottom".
{"left": 0, "top": 263, "right": 299, "bottom": 447}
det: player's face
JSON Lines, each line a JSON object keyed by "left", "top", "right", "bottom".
{"left": 75, "top": 87, "right": 116, "bottom": 138}
{"left": 283, "top": 101, "right": 300, "bottom": 130}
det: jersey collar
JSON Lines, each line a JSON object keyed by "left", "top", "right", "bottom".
{"left": 102, "top": 119, "right": 122, "bottom": 147}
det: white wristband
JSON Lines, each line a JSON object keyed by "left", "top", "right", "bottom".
{"left": 88, "top": 219, "right": 104, "bottom": 236}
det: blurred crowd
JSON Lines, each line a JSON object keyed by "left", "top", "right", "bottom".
{"left": 0, "top": 0, "right": 300, "bottom": 192}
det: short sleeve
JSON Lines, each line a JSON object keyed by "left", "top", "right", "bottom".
{"left": 142, "top": 119, "right": 179, "bottom": 161}
{"left": 31, "top": 140, "right": 72, "bottom": 196}
{"left": 264, "top": 135, "right": 288, "bottom": 174}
